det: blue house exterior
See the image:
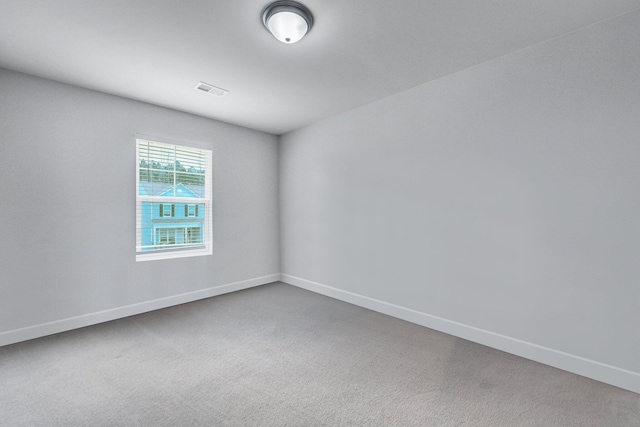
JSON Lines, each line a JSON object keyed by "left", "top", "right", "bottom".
{"left": 139, "top": 183, "right": 205, "bottom": 251}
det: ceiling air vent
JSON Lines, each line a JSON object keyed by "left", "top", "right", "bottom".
{"left": 194, "top": 81, "right": 229, "bottom": 97}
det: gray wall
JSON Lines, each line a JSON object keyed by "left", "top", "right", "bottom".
{"left": 1, "top": 9, "right": 639, "bottom": 392}
{"left": 280, "top": 10, "right": 640, "bottom": 375}
{"left": 0, "top": 68, "right": 280, "bottom": 333}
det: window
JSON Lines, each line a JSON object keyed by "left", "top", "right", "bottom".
{"left": 185, "top": 204, "right": 197, "bottom": 217}
{"left": 156, "top": 228, "right": 177, "bottom": 246}
{"left": 161, "top": 204, "right": 174, "bottom": 217}
{"left": 185, "top": 227, "right": 201, "bottom": 243}
{"left": 136, "top": 137, "right": 212, "bottom": 261}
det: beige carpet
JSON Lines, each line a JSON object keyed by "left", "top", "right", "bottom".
{"left": 1, "top": 282, "right": 638, "bottom": 426}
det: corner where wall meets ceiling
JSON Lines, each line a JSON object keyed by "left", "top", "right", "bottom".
{"left": 1, "top": 0, "right": 640, "bottom": 134}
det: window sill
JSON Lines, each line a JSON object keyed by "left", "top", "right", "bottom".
{"left": 136, "top": 247, "right": 212, "bottom": 262}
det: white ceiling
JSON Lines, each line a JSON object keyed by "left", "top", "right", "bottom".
{"left": 2, "top": 0, "right": 640, "bottom": 135}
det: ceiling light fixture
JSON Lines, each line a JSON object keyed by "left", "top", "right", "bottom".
{"left": 262, "top": 1, "right": 313, "bottom": 44}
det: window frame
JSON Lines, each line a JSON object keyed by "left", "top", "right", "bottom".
{"left": 135, "top": 136, "right": 213, "bottom": 262}
{"left": 161, "top": 203, "right": 174, "bottom": 218}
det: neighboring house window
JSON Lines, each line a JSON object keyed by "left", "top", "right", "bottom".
{"left": 185, "top": 204, "right": 197, "bottom": 217}
{"left": 136, "top": 137, "right": 212, "bottom": 261}
{"left": 185, "top": 227, "right": 201, "bottom": 243}
{"left": 156, "top": 228, "right": 177, "bottom": 245}
{"left": 161, "top": 204, "right": 174, "bottom": 217}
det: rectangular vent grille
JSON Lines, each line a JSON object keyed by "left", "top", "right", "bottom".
{"left": 194, "top": 81, "right": 228, "bottom": 97}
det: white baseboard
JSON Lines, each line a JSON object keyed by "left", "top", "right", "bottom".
{"left": 280, "top": 273, "right": 640, "bottom": 395}
{"left": 0, "top": 274, "right": 280, "bottom": 347}
{"left": 4, "top": 272, "right": 638, "bottom": 394}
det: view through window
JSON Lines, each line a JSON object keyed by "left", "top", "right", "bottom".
{"left": 136, "top": 138, "right": 212, "bottom": 261}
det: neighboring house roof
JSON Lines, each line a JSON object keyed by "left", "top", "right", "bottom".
{"left": 159, "top": 183, "right": 200, "bottom": 198}
{"left": 153, "top": 223, "right": 202, "bottom": 229}
{"left": 139, "top": 182, "right": 204, "bottom": 198}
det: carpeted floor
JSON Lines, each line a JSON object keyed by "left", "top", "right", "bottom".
{"left": 1, "top": 282, "right": 638, "bottom": 426}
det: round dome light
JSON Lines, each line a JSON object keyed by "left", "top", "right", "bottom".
{"left": 263, "top": 1, "right": 314, "bottom": 44}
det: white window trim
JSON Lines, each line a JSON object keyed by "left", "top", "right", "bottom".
{"left": 161, "top": 203, "right": 173, "bottom": 217}
{"left": 136, "top": 137, "right": 213, "bottom": 262}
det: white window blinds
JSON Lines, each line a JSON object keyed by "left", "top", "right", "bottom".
{"left": 136, "top": 138, "right": 212, "bottom": 261}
